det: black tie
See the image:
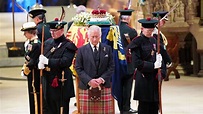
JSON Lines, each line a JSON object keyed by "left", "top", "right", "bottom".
{"left": 93, "top": 46, "right": 99, "bottom": 69}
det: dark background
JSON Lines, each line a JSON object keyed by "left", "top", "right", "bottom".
{"left": 0, "top": 0, "right": 88, "bottom": 12}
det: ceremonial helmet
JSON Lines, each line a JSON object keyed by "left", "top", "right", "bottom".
{"left": 28, "top": 3, "right": 46, "bottom": 18}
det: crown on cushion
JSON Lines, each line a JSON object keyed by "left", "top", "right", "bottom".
{"left": 91, "top": 7, "right": 107, "bottom": 18}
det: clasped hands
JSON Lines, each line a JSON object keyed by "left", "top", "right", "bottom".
{"left": 38, "top": 54, "right": 49, "bottom": 69}
{"left": 88, "top": 78, "right": 104, "bottom": 88}
{"left": 154, "top": 53, "right": 162, "bottom": 69}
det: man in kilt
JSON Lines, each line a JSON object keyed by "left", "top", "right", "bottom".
{"left": 75, "top": 25, "right": 115, "bottom": 114}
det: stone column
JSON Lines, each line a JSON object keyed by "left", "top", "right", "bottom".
{"left": 199, "top": 0, "right": 203, "bottom": 25}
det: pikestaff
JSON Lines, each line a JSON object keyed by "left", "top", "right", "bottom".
{"left": 157, "top": 13, "right": 162, "bottom": 114}
{"left": 160, "top": 2, "right": 180, "bottom": 21}
{"left": 156, "top": 3, "right": 180, "bottom": 114}
{"left": 40, "top": 13, "right": 45, "bottom": 114}
{"left": 39, "top": 24, "right": 44, "bottom": 114}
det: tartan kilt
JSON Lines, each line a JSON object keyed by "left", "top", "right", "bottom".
{"left": 79, "top": 87, "right": 114, "bottom": 114}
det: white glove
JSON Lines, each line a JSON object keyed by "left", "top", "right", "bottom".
{"left": 154, "top": 61, "right": 162, "bottom": 69}
{"left": 21, "top": 71, "right": 27, "bottom": 79}
{"left": 38, "top": 62, "right": 45, "bottom": 69}
{"left": 166, "top": 62, "right": 172, "bottom": 68}
{"left": 154, "top": 53, "right": 162, "bottom": 69}
{"left": 39, "top": 54, "right": 48, "bottom": 65}
{"left": 156, "top": 53, "right": 162, "bottom": 62}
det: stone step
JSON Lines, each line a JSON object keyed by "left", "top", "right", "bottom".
{"left": 0, "top": 57, "right": 24, "bottom": 67}
{"left": 0, "top": 45, "right": 8, "bottom": 58}
{"left": 0, "top": 44, "right": 24, "bottom": 67}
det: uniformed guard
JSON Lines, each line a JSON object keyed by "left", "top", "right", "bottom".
{"left": 21, "top": 22, "right": 41, "bottom": 114}
{"left": 152, "top": 11, "right": 172, "bottom": 68}
{"left": 38, "top": 18, "right": 77, "bottom": 114}
{"left": 128, "top": 18, "right": 167, "bottom": 114}
{"left": 29, "top": 3, "right": 51, "bottom": 42}
{"left": 117, "top": 8, "right": 138, "bottom": 114}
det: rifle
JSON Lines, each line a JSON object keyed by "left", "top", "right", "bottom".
{"left": 59, "top": 71, "right": 67, "bottom": 114}
{"left": 32, "top": 70, "right": 39, "bottom": 114}
{"left": 157, "top": 13, "right": 163, "bottom": 114}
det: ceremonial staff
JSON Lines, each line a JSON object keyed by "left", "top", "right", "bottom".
{"left": 40, "top": 11, "right": 45, "bottom": 114}
{"left": 32, "top": 70, "right": 39, "bottom": 114}
{"left": 157, "top": 13, "right": 162, "bottom": 114}
{"left": 160, "top": 2, "right": 180, "bottom": 21}
{"left": 40, "top": 23, "right": 44, "bottom": 114}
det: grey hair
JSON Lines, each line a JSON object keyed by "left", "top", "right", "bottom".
{"left": 121, "top": 15, "right": 130, "bottom": 20}
{"left": 88, "top": 25, "right": 101, "bottom": 37}
{"left": 76, "top": 5, "right": 86, "bottom": 14}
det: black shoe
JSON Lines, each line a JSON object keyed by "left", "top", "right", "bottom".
{"left": 123, "top": 108, "right": 138, "bottom": 114}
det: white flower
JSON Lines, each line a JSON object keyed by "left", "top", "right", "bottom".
{"left": 72, "top": 12, "right": 91, "bottom": 26}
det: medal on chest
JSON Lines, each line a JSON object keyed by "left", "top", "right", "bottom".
{"left": 151, "top": 44, "right": 156, "bottom": 56}
{"left": 27, "top": 44, "right": 32, "bottom": 51}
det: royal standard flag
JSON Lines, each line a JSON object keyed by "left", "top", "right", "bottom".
{"left": 102, "top": 26, "right": 127, "bottom": 102}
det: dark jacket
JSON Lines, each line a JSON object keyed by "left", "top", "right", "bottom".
{"left": 24, "top": 37, "right": 41, "bottom": 114}
{"left": 128, "top": 33, "right": 167, "bottom": 102}
{"left": 75, "top": 43, "right": 115, "bottom": 90}
{"left": 119, "top": 21, "right": 138, "bottom": 75}
{"left": 43, "top": 35, "right": 77, "bottom": 99}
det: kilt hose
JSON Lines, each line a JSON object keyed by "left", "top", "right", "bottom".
{"left": 79, "top": 87, "right": 114, "bottom": 114}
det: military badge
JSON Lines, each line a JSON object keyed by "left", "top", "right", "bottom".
{"left": 153, "top": 44, "right": 156, "bottom": 50}
{"left": 51, "top": 47, "right": 56, "bottom": 53}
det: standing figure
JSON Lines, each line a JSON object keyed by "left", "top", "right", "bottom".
{"left": 152, "top": 11, "right": 172, "bottom": 68}
{"left": 117, "top": 8, "right": 138, "bottom": 114}
{"left": 128, "top": 18, "right": 167, "bottom": 114}
{"left": 29, "top": 3, "right": 51, "bottom": 42}
{"left": 21, "top": 22, "right": 41, "bottom": 114}
{"left": 38, "top": 18, "right": 77, "bottom": 114}
{"left": 75, "top": 25, "right": 115, "bottom": 114}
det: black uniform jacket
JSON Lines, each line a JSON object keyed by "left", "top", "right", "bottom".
{"left": 119, "top": 21, "right": 138, "bottom": 48}
{"left": 119, "top": 21, "right": 138, "bottom": 75}
{"left": 25, "top": 38, "right": 41, "bottom": 71}
{"left": 128, "top": 33, "right": 167, "bottom": 102}
{"left": 75, "top": 43, "right": 115, "bottom": 90}
{"left": 43, "top": 35, "right": 77, "bottom": 99}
